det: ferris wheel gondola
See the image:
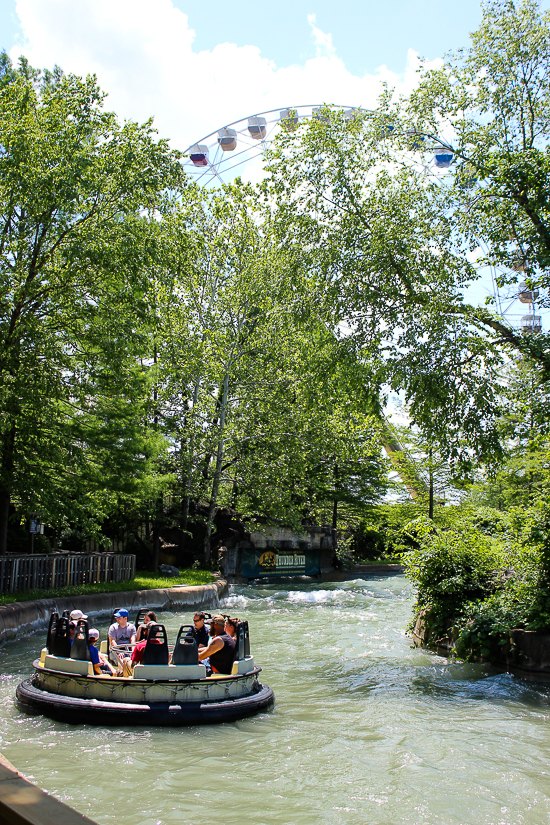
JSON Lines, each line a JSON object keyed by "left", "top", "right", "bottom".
{"left": 183, "top": 105, "right": 544, "bottom": 333}
{"left": 182, "top": 104, "right": 458, "bottom": 186}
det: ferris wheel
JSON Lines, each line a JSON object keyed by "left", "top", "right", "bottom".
{"left": 182, "top": 104, "right": 457, "bottom": 186}
{"left": 183, "top": 105, "right": 544, "bottom": 333}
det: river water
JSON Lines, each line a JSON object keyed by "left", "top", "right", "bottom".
{"left": 1, "top": 574, "right": 550, "bottom": 825}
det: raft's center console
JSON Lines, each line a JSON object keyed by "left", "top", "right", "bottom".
{"left": 41, "top": 652, "right": 94, "bottom": 677}
{"left": 132, "top": 663, "right": 207, "bottom": 680}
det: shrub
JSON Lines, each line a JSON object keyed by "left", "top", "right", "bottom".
{"left": 402, "top": 516, "right": 504, "bottom": 640}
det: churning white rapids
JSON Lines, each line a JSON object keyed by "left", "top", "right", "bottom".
{"left": 1, "top": 574, "right": 550, "bottom": 825}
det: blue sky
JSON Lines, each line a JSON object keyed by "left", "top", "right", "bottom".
{"left": 2, "top": 0, "right": 487, "bottom": 77}
{"left": 170, "top": 0, "right": 485, "bottom": 77}
{"left": 0, "top": 0, "right": 496, "bottom": 152}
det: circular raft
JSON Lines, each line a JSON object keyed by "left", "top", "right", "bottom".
{"left": 16, "top": 677, "right": 275, "bottom": 726}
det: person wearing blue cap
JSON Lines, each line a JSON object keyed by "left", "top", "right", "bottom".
{"left": 108, "top": 609, "right": 137, "bottom": 647}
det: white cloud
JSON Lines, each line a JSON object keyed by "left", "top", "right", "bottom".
{"left": 10, "top": 0, "right": 434, "bottom": 163}
{"left": 307, "top": 13, "right": 336, "bottom": 58}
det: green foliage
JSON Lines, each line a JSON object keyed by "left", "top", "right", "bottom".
{"left": 453, "top": 557, "right": 546, "bottom": 661}
{"left": 406, "top": 0, "right": 550, "bottom": 375}
{"left": 402, "top": 516, "right": 503, "bottom": 640}
{"left": 156, "top": 180, "right": 389, "bottom": 560}
{"left": 402, "top": 501, "right": 550, "bottom": 661}
{"left": 349, "top": 521, "right": 386, "bottom": 561}
{"left": 0, "top": 52, "right": 186, "bottom": 550}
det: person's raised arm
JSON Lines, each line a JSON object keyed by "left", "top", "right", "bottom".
{"left": 198, "top": 637, "right": 223, "bottom": 661}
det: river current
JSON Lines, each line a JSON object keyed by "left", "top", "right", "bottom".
{"left": 1, "top": 574, "right": 549, "bottom": 825}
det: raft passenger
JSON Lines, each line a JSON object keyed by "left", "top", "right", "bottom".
{"left": 69, "top": 610, "right": 88, "bottom": 643}
{"left": 198, "top": 615, "right": 236, "bottom": 674}
{"left": 89, "top": 629, "right": 116, "bottom": 675}
{"left": 188, "top": 612, "right": 209, "bottom": 648}
{"left": 108, "top": 609, "right": 137, "bottom": 668}
{"left": 224, "top": 617, "right": 239, "bottom": 640}
{"left": 108, "top": 609, "right": 137, "bottom": 646}
{"left": 122, "top": 623, "right": 162, "bottom": 676}
{"left": 135, "top": 611, "right": 157, "bottom": 642}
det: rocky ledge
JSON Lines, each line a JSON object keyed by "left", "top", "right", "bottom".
{"left": 412, "top": 609, "right": 550, "bottom": 681}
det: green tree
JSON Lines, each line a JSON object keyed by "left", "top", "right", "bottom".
{"left": 266, "top": 1, "right": 550, "bottom": 469}
{"left": 154, "top": 181, "right": 389, "bottom": 563}
{"left": 0, "top": 55, "right": 184, "bottom": 552}
{"left": 408, "top": 0, "right": 550, "bottom": 312}
{"left": 266, "top": 105, "right": 504, "bottom": 470}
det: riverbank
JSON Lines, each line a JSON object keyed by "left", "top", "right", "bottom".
{"left": 411, "top": 608, "right": 550, "bottom": 683}
{"left": 0, "top": 580, "right": 228, "bottom": 645}
{"left": 324, "top": 563, "right": 404, "bottom": 581}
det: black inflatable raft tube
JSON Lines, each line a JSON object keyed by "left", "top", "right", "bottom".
{"left": 16, "top": 678, "right": 275, "bottom": 726}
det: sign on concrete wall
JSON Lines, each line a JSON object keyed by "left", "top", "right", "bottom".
{"left": 241, "top": 548, "right": 320, "bottom": 578}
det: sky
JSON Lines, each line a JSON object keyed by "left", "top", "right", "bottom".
{"left": 1, "top": 0, "right": 548, "bottom": 330}
{"left": 0, "top": 0, "right": 492, "bottom": 152}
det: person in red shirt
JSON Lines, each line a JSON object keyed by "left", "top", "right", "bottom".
{"left": 122, "top": 624, "right": 163, "bottom": 676}
{"left": 122, "top": 625, "right": 151, "bottom": 676}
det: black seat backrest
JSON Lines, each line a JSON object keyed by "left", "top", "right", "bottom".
{"left": 46, "top": 612, "right": 58, "bottom": 654}
{"left": 235, "top": 621, "right": 250, "bottom": 661}
{"left": 135, "top": 608, "right": 149, "bottom": 628}
{"left": 235, "top": 622, "right": 244, "bottom": 661}
{"left": 52, "top": 616, "right": 71, "bottom": 658}
{"left": 143, "top": 624, "right": 169, "bottom": 665}
{"left": 70, "top": 620, "right": 91, "bottom": 661}
{"left": 243, "top": 620, "right": 250, "bottom": 658}
{"left": 105, "top": 610, "right": 121, "bottom": 654}
{"left": 172, "top": 625, "right": 199, "bottom": 665}
{"left": 62, "top": 610, "right": 70, "bottom": 618}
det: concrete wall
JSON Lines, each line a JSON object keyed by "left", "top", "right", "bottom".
{"left": 0, "top": 581, "right": 228, "bottom": 646}
{"left": 248, "top": 526, "right": 327, "bottom": 549}
{"left": 222, "top": 525, "right": 336, "bottom": 580}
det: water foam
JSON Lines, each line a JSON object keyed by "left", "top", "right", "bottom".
{"left": 220, "top": 594, "right": 250, "bottom": 609}
{"left": 287, "top": 589, "right": 346, "bottom": 604}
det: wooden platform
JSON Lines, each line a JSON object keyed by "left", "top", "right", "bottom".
{"left": 0, "top": 753, "right": 97, "bottom": 825}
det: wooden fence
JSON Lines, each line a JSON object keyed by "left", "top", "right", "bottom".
{"left": 0, "top": 553, "right": 136, "bottom": 594}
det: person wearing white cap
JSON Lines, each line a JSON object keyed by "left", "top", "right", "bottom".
{"left": 69, "top": 609, "right": 88, "bottom": 644}
{"left": 88, "top": 629, "right": 116, "bottom": 676}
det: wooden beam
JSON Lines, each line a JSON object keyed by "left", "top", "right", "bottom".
{"left": 0, "top": 754, "right": 97, "bottom": 825}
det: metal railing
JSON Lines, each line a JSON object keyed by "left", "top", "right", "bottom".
{"left": 0, "top": 553, "right": 136, "bottom": 594}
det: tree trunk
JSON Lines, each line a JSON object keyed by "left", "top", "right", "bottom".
{"left": 205, "top": 373, "right": 230, "bottom": 566}
{"left": 332, "top": 462, "right": 339, "bottom": 551}
{"left": 152, "top": 518, "right": 161, "bottom": 572}
{"left": 0, "top": 426, "right": 16, "bottom": 555}
{"left": 181, "top": 377, "right": 202, "bottom": 530}
{"left": 428, "top": 445, "right": 434, "bottom": 520}
{"left": 152, "top": 494, "right": 163, "bottom": 572}
{"left": 0, "top": 488, "right": 10, "bottom": 556}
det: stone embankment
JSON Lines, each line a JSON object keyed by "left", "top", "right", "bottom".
{"left": 412, "top": 609, "right": 550, "bottom": 682}
{"left": 0, "top": 580, "right": 228, "bottom": 646}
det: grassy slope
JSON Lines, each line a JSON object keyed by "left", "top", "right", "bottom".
{"left": 0, "top": 569, "right": 215, "bottom": 606}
